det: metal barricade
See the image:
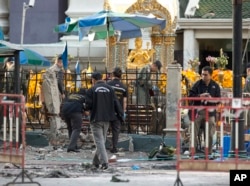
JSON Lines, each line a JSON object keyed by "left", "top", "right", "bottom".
{"left": 174, "top": 96, "right": 250, "bottom": 186}
{"left": 0, "top": 93, "right": 40, "bottom": 185}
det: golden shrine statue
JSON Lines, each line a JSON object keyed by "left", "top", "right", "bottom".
{"left": 80, "top": 63, "right": 93, "bottom": 89}
{"left": 126, "top": 37, "right": 155, "bottom": 69}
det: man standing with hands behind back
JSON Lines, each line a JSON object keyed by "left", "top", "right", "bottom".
{"left": 188, "top": 66, "right": 221, "bottom": 155}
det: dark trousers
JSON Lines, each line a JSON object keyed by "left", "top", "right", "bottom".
{"left": 110, "top": 120, "right": 121, "bottom": 150}
{"left": 64, "top": 112, "right": 82, "bottom": 150}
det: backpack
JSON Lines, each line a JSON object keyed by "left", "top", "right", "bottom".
{"left": 148, "top": 142, "right": 176, "bottom": 160}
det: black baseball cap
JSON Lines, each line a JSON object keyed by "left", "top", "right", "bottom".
{"left": 153, "top": 60, "right": 162, "bottom": 71}
{"left": 246, "top": 63, "right": 250, "bottom": 69}
{"left": 91, "top": 71, "right": 102, "bottom": 80}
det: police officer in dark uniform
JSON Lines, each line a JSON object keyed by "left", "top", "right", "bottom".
{"left": 85, "top": 72, "right": 123, "bottom": 170}
{"left": 61, "top": 88, "right": 87, "bottom": 153}
{"left": 107, "top": 67, "right": 127, "bottom": 153}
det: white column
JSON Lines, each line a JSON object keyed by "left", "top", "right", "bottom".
{"left": 0, "top": 0, "right": 9, "bottom": 39}
{"left": 183, "top": 29, "right": 199, "bottom": 70}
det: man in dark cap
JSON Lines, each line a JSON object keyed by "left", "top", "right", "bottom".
{"left": 243, "top": 63, "right": 250, "bottom": 130}
{"left": 135, "top": 60, "right": 162, "bottom": 104}
{"left": 107, "top": 67, "right": 127, "bottom": 153}
{"left": 85, "top": 71, "right": 123, "bottom": 170}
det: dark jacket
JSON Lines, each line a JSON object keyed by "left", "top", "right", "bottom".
{"left": 107, "top": 78, "right": 127, "bottom": 110}
{"left": 188, "top": 79, "right": 221, "bottom": 106}
{"left": 85, "top": 81, "right": 123, "bottom": 122}
{"left": 61, "top": 93, "right": 85, "bottom": 116}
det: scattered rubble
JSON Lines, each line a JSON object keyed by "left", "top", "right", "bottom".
{"left": 0, "top": 133, "right": 176, "bottom": 180}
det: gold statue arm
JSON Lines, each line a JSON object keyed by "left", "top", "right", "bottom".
{"left": 127, "top": 50, "right": 136, "bottom": 62}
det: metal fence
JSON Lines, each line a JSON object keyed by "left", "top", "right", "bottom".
{"left": 174, "top": 96, "right": 250, "bottom": 185}
{"left": 0, "top": 93, "right": 40, "bottom": 185}
{"left": 0, "top": 69, "right": 169, "bottom": 135}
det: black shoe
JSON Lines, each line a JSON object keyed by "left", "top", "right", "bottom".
{"left": 93, "top": 164, "right": 99, "bottom": 168}
{"left": 75, "top": 145, "right": 81, "bottom": 150}
{"left": 100, "top": 163, "right": 108, "bottom": 170}
{"left": 110, "top": 149, "right": 118, "bottom": 153}
{"left": 67, "top": 149, "right": 80, "bottom": 153}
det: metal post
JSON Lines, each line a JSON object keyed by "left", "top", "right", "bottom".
{"left": 230, "top": 0, "right": 246, "bottom": 157}
{"left": 14, "top": 51, "right": 21, "bottom": 94}
{"left": 21, "top": 1, "right": 35, "bottom": 45}
{"left": 20, "top": 2, "right": 27, "bottom": 45}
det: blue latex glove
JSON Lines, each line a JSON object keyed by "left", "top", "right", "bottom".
{"left": 123, "top": 112, "right": 127, "bottom": 120}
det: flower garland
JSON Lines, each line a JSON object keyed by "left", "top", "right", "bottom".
{"left": 182, "top": 69, "right": 201, "bottom": 84}
{"left": 211, "top": 69, "right": 245, "bottom": 88}
{"left": 157, "top": 70, "right": 201, "bottom": 95}
{"left": 158, "top": 73, "right": 167, "bottom": 94}
{"left": 26, "top": 70, "right": 45, "bottom": 108}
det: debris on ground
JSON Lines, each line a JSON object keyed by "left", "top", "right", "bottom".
{"left": 111, "top": 174, "right": 129, "bottom": 182}
{"left": 43, "top": 170, "right": 70, "bottom": 178}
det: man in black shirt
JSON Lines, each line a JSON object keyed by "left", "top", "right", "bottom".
{"left": 107, "top": 67, "right": 127, "bottom": 153}
{"left": 188, "top": 66, "right": 221, "bottom": 154}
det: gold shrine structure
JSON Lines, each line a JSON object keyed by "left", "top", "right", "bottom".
{"left": 106, "top": 0, "right": 177, "bottom": 72}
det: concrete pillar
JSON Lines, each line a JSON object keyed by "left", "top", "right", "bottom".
{"left": 164, "top": 63, "right": 182, "bottom": 136}
{"left": 183, "top": 29, "right": 199, "bottom": 70}
{"left": 0, "top": 0, "right": 9, "bottom": 39}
